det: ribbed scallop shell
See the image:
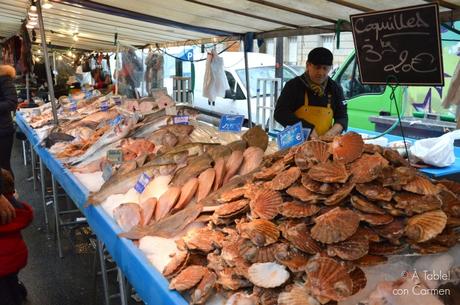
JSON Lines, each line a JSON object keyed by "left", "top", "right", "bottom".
{"left": 363, "top": 143, "right": 384, "bottom": 154}
{"left": 324, "top": 181, "right": 355, "bottom": 206}
{"left": 191, "top": 269, "right": 217, "bottom": 304}
{"left": 355, "top": 183, "right": 393, "bottom": 202}
{"left": 437, "top": 179, "right": 460, "bottom": 195}
{"left": 250, "top": 189, "right": 283, "bottom": 220}
{"left": 252, "top": 243, "right": 288, "bottom": 264}
{"left": 331, "top": 132, "right": 364, "bottom": 164}
{"left": 311, "top": 207, "right": 360, "bottom": 244}
{"left": 214, "top": 199, "right": 249, "bottom": 218}
{"left": 382, "top": 148, "right": 409, "bottom": 166}
{"left": 278, "top": 201, "right": 320, "bottom": 218}
{"left": 269, "top": 166, "right": 301, "bottom": 190}
{"left": 353, "top": 254, "right": 388, "bottom": 267}
{"left": 163, "top": 251, "right": 190, "bottom": 279}
{"left": 169, "top": 265, "right": 208, "bottom": 291}
{"left": 237, "top": 219, "right": 280, "bottom": 247}
{"left": 301, "top": 173, "right": 336, "bottom": 195}
{"left": 368, "top": 242, "right": 406, "bottom": 255}
{"left": 411, "top": 242, "right": 449, "bottom": 255}
{"left": 275, "top": 249, "right": 310, "bottom": 272}
{"left": 327, "top": 234, "right": 369, "bottom": 260}
{"left": 405, "top": 210, "right": 447, "bottom": 242}
{"left": 308, "top": 162, "right": 349, "bottom": 183}
{"left": 247, "top": 262, "right": 290, "bottom": 288}
{"left": 350, "top": 153, "right": 389, "bottom": 183}
{"left": 183, "top": 227, "right": 225, "bottom": 253}
{"left": 356, "top": 211, "right": 394, "bottom": 225}
{"left": 280, "top": 222, "right": 321, "bottom": 254}
{"left": 278, "top": 284, "right": 319, "bottom": 305}
{"left": 286, "top": 184, "right": 322, "bottom": 203}
{"left": 219, "top": 186, "right": 247, "bottom": 202}
{"left": 439, "top": 190, "right": 460, "bottom": 217}
{"left": 295, "top": 140, "right": 331, "bottom": 169}
{"left": 254, "top": 159, "right": 287, "bottom": 181}
{"left": 373, "top": 219, "right": 405, "bottom": 241}
{"left": 393, "top": 192, "right": 441, "bottom": 214}
{"left": 355, "top": 226, "right": 381, "bottom": 243}
{"left": 402, "top": 175, "right": 440, "bottom": 195}
{"left": 305, "top": 256, "right": 353, "bottom": 301}
{"left": 350, "top": 267, "right": 367, "bottom": 295}
{"left": 351, "top": 195, "right": 386, "bottom": 214}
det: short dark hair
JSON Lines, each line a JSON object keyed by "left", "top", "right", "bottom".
{"left": 307, "top": 47, "right": 333, "bottom": 66}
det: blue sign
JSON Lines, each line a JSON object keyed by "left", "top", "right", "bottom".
{"left": 134, "top": 172, "right": 151, "bottom": 193}
{"left": 219, "top": 115, "right": 245, "bottom": 132}
{"left": 277, "top": 122, "right": 305, "bottom": 150}
{"left": 178, "top": 49, "right": 194, "bottom": 61}
{"left": 173, "top": 115, "right": 189, "bottom": 125}
{"left": 110, "top": 115, "right": 123, "bottom": 126}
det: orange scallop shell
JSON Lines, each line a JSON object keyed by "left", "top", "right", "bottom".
{"left": 295, "top": 140, "right": 331, "bottom": 167}
{"left": 355, "top": 226, "right": 381, "bottom": 243}
{"left": 169, "top": 265, "right": 208, "bottom": 291}
{"left": 363, "top": 143, "right": 383, "bottom": 155}
{"left": 305, "top": 256, "right": 353, "bottom": 301}
{"left": 331, "top": 132, "right": 364, "bottom": 164}
{"left": 439, "top": 190, "right": 460, "bottom": 217}
{"left": 382, "top": 148, "right": 410, "bottom": 166}
{"left": 252, "top": 243, "right": 288, "bottom": 264}
{"left": 280, "top": 222, "right": 322, "bottom": 254}
{"left": 275, "top": 250, "right": 310, "bottom": 272}
{"left": 214, "top": 199, "right": 249, "bottom": 218}
{"left": 324, "top": 181, "right": 355, "bottom": 206}
{"left": 301, "top": 173, "right": 336, "bottom": 195}
{"left": 311, "top": 207, "right": 360, "bottom": 244}
{"left": 219, "top": 186, "right": 247, "bottom": 202}
{"left": 350, "top": 267, "right": 367, "bottom": 295}
{"left": 405, "top": 209, "right": 447, "bottom": 242}
{"left": 237, "top": 219, "right": 280, "bottom": 247}
{"left": 353, "top": 254, "right": 388, "bottom": 267}
{"left": 327, "top": 234, "right": 369, "bottom": 260}
{"left": 437, "top": 179, "right": 460, "bottom": 195}
{"left": 183, "top": 227, "right": 225, "bottom": 253}
{"left": 355, "top": 183, "right": 393, "bottom": 202}
{"left": 254, "top": 159, "right": 287, "bottom": 180}
{"left": 393, "top": 192, "right": 442, "bottom": 214}
{"left": 191, "top": 269, "right": 217, "bottom": 304}
{"left": 368, "top": 242, "right": 406, "bottom": 255}
{"left": 373, "top": 219, "right": 405, "bottom": 241}
{"left": 163, "top": 251, "right": 190, "bottom": 279}
{"left": 308, "top": 162, "right": 349, "bottom": 183}
{"left": 355, "top": 211, "right": 394, "bottom": 226}
{"left": 278, "top": 201, "right": 320, "bottom": 218}
{"left": 402, "top": 175, "right": 440, "bottom": 196}
{"left": 286, "top": 184, "right": 322, "bottom": 203}
{"left": 350, "top": 153, "right": 389, "bottom": 183}
{"left": 351, "top": 195, "right": 386, "bottom": 214}
{"left": 250, "top": 189, "right": 283, "bottom": 220}
{"left": 269, "top": 166, "right": 301, "bottom": 190}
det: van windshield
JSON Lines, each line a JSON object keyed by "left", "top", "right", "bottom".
{"left": 235, "top": 66, "right": 298, "bottom": 97}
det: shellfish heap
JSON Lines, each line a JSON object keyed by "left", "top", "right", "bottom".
{"left": 164, "top": 132, "right": 460, "bottom": 304}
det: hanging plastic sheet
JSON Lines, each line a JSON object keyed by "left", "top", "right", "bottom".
{"left": 202, "top": 49, "right": 229, "bottom": 102}
{"left": 117, "top": 44, "right": 145, "bottom": 98}
{"left": 145, "top": 51, "right": 164, "bottom": 94}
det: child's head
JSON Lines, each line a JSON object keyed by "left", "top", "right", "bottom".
{"left": 0, "top": 168, "right": 14, "bottom": 198}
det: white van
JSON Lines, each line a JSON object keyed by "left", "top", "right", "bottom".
{"left": 191, "top": 52, "right": 301, "bottom": 127}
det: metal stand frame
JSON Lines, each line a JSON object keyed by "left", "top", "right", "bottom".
{"left": 256, "top": 77, "right": 281, "bottom": 133}
{"left": 172, "top": 76, "right": 192, "bottom": 103}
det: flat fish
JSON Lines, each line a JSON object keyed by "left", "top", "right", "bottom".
{"left": 170, "top": 153, "right": 213, "bottom": 187}
{"left": 223, "top": 150, "right": 244, "bottom": 183}
{"left": 120, "top": 203, "right": 203, "bottom": 239}
{"left": 173, "top": 178, "right": 199, "bottom": 212}
{"left": 238, "top": 146, "right": 264, "bottom": 175}
{"left": 227, "top": 140, "right": 248, "bottom": 152}
{"left": 139, "top": 198, "right": 157, "bottom": 226}
{"left": 132, "top": 115, "right": 173, "bottom": 138}
{"left": 113, "top": 203, "right": 142, "bottom": 232}
{"left": 155, "top": 186, "right": 181, "bottom": 221}
{"left": 206, "top": 145, "right": 232, "bottom": 162}
{"left": 197, "top": 168, "right": 216, "bottom": 202}
{"left": 213, "top": 157, "right": 226, "bottom": 191}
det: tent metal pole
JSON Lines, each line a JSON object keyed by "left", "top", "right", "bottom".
{"left": 115, "top": 42, "right": 120, "bottom": 95}
{"left": 37, "top": 0, "right": 58, "bottom": 125}
{"left": 26, "top": 73, "right": 30, "bottom": 103}
{"left": 243, "top": 39, "right": 253, "bottom": 128}
{"left": 53, "top": 51, "right": 57, "bottom": 86}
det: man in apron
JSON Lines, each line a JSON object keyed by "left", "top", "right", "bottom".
{"left": 274, "top": 47, "right": 348, "bottom": 139}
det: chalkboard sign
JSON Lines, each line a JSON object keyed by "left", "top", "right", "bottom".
{"left": 219, "top": 115, "right": 244, "bottom": 132}
{"left": 350, "top": 3, "right": 443, "bottom": 86}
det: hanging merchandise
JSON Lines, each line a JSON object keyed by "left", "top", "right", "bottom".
{"left": 118, "top": 47, "right": 144, "bottom": 98}
{"left": 202, "top": 49, "right": 229, "bottom": 102}
{"left": 145, "top": 52, "right": 164, "bottom": 93}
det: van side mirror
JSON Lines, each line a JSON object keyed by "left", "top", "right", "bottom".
{"left": 224, "top": 89, "right": 236, "bottom": 100}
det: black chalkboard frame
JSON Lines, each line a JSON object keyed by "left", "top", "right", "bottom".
{"left": 350, "top": 3, "right": 444, "bottom": 86}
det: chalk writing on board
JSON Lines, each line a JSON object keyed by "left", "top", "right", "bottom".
{"left": 350, "top": 3, "right": 443, "bottom": 86}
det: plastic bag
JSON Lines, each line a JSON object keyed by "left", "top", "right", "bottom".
{"left": 202, "top": 49, "right": 229, "bottom": 101}
{"left": 410, "top": 130, "right": 460, "bottom": 167}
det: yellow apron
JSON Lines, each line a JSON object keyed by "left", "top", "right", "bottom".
{"left": 294, "top": 92, "right": 333, "bottom": 136}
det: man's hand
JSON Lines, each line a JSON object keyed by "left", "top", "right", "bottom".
{"left": 323, "top": 123, "right": 344, "bottom": 138}
{"left": 0, "top": 194, "right": 15, "bottom": 224}
{"left": 310, "top": 129, "right": 319, "bottom": 140}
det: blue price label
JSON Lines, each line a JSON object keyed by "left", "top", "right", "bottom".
{"left": 173, "top": 115, "right": 189, "bottom": 125}
{"left": 110, "top": 115, "right": 123, "bottom": 126}
{"left": 70, "top": 100, "right": 77, "bottom": 112}
{"left": 277, "top": 122, "right": 305, "bottom": 150}
{"left": 100, "top": 99, "right": 109, "bottom": 112}
{"left": 134, "top": 172, "right": 151, "bottom": 193}
{"left": 112, "top": 96, "right": 122, "bottom": 106}
{"left": 219, "top": 114, "right": 245, "bottom": 132}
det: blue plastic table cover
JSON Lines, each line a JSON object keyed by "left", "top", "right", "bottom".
{"left": 349, "top": 127, "right": 460, "bottom": 178}
{"left": 16, "top": 113, "right": 187, "bottom": 305}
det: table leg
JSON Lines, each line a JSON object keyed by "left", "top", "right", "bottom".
{"left": 52, "top": 175, "right": 63, "bottom": 258}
